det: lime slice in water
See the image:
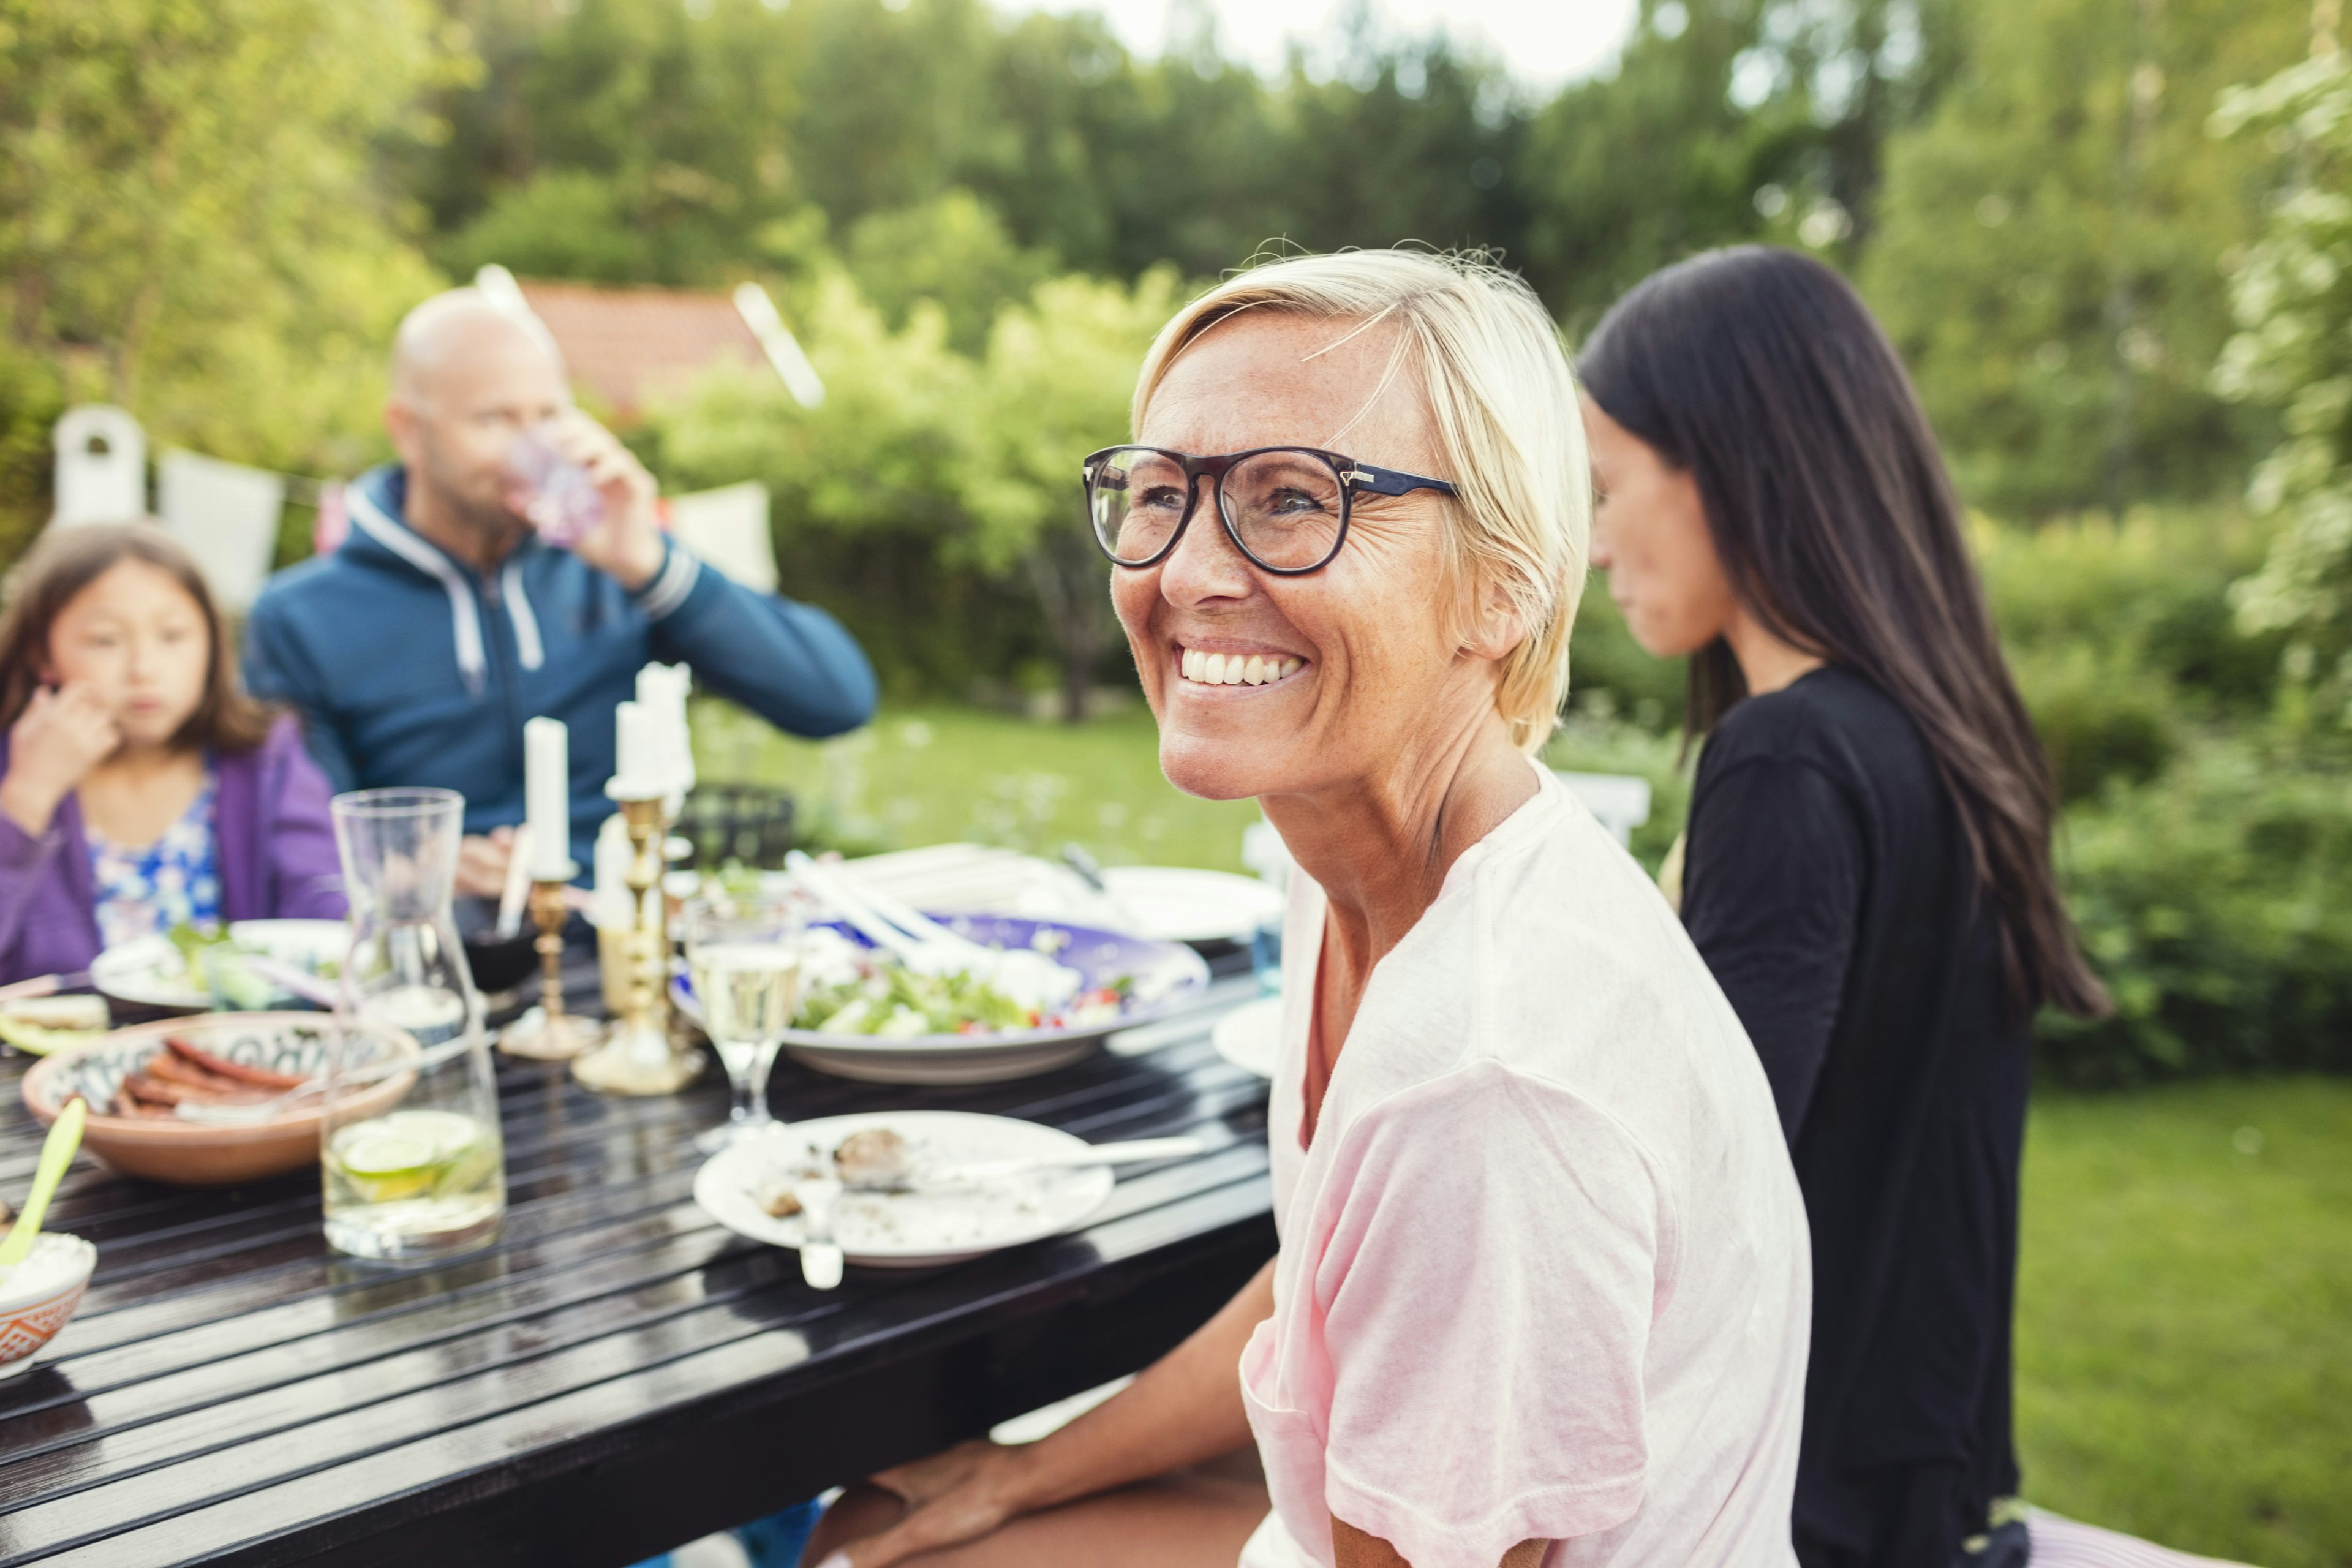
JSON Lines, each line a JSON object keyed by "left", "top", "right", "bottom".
{"left": 338, "top": 1128, "right": 434, "bottom": 1171}
{"left": 332, "top": 1111, "right": 483, "bottom": 1202}
{"left": 387, "top": 1110, "right": 481, "bottom": 1158}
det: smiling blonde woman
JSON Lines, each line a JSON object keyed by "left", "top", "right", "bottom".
{"left": 801, "top": 250, "right": 1810, "bottom": 1568}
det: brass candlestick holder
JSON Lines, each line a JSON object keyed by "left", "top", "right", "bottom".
{"left": 498, "top": 865, "right": 606, "bottom": 1060}
{"left": 572, "top": 794, "right": 702, "bottom": 1095}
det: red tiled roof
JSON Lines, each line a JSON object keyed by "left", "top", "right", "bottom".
{"left": 516, "top": 279, "right": 769, "bottom": 417}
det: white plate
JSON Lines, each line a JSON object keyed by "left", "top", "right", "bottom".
{"left": 1211, "top": 995, "right": 1283, "bottom": 1079}
{"left": 90, "top": 919, "right": 349, "bottom": 1012}
{"left": 693, "top": 1111, "right": 1115, "bottom": 1267}
{"left": 1098, "top": 867, "right": 1284, "bottom": 945}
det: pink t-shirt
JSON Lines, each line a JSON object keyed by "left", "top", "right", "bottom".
{"left": 1239, "top": 766, "right": 1810, "bottom": 1568}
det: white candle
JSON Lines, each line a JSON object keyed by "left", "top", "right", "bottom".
{"left": 523, "top": 717, "right": 572, "bottom": 879}
{"left": 634, "top": 662, "right": 695, "bottom": 794}
{"left": 591, "top": 813, "right": 634, "bottom": 929}
{"left": 613, "top": 699, "right": 658, "bottom": 797}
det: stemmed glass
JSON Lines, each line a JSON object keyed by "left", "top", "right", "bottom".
{"left": 683, "top": 895, "right": 804, "bottom": 1153}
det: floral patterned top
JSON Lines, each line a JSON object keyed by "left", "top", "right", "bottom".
{"left": 87, "top": 774, "right": 222, "bottom": 949}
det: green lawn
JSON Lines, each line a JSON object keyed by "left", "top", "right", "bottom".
{"left": 701, "top": 701, "right": 2351, "bottom": 1566}
{"left": 2018, "top": 1079, "right": 2352, "bottom": 1567}
{"left": 692, "top": 699, "right": 1264, "bottom": 870}
{"left": 690, "top": 696, "right": 1692, "bottom": 873}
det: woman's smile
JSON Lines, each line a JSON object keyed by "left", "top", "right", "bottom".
{"left": 1171, "top": 641, "right": 1308, "bottom": 690}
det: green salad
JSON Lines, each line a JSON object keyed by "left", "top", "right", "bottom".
{"left": 793, "top": 964, "right": 1038, "bottom": 1038}
{"left": 790, "top": 962, "right": 1135, "bottom": 1038}
{"left": 163, "top": 923, "right": 338, "bottom": 1010}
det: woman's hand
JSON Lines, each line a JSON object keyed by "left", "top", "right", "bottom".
{"left": 813, "top": 1440, "right": 1030, "bottom": 1567}
{"left": 811, "top": 1259, "right": 1276, "bottom": 1567}
{"left": 1, "top": 684, "right": 120, "bottom": 836}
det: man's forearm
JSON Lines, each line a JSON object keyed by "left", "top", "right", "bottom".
{"left": 655, "top": 581, "right": 878, "bottom": 738}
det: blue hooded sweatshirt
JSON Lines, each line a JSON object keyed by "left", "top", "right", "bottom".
{"left": 243, "top": 465, "right": 876, "bottom": 866}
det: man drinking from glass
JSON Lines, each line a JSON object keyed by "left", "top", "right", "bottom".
{"left": 245, "top": 288, "right": 876, "bottom": 895}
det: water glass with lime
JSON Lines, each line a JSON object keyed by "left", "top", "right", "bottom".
{"left": 325, "top": 788, "right": 508, "bottom": 1260}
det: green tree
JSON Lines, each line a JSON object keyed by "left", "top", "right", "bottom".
{"left": 1863, "top": 0, "right": 2307, "bottom": 516}
{"left": 2212, "top": 46, "right": 2352, "bottom": 725}
{"left": 959, "top": 268, "right": 1189, "bottom": 722}
{"left": 845, "top": 190, "right": 1057, "bottom": 356}
{"left": 424, "top": 0, "right": 816, "bottom": 285}
{"left": 1523, "top": 0, "right": 1964, "bottom": 330}
{"left": 0, "top": 0, "right": 454, "bottom": 552}
{"left": 637, "top": 271, "right": 1003, "bottom": 696}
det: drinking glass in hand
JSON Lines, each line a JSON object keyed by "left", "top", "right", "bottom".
{"left": 684, "top": 897, "right": 804, "bottom": 1153}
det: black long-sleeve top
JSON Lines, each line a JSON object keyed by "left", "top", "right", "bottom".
{"left": 1680, "top": 666, "right": 2031, "bottom": 1568}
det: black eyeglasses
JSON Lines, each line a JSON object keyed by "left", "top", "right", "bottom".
{"left": 1081, "top": 445, "right": 1458, "bottom": 575}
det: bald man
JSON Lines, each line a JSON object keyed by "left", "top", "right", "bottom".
{"left": 245, "top": 289, "right": 876, "bottom": 894}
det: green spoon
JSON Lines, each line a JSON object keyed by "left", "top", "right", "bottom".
{"left": 0, "top": 1098, "right": 87, "bottom": 1275}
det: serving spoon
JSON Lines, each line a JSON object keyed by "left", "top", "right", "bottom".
{"left": 0, "top": 1098, "right": 87, "bottom": 1282}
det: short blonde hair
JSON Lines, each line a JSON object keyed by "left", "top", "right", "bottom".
{"left": 1132, "top": 249, "right": 1589, "bottom": 754}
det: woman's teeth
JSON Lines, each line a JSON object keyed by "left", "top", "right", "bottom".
{"left": 1178, "top": 648, "right": 1304, "bottom": 687}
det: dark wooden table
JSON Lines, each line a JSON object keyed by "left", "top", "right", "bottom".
{"left": 0, "top": 962, "right": 1274, "bottom": 1567}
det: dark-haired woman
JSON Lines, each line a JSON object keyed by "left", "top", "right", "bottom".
{"left": 0, "top": 522, "right": 344, "bottom": 986}
{"left": 1578, "top": 247, "right": 2108, "bottom": 1568}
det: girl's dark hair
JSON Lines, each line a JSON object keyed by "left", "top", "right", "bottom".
{"left": 0, "top": 521, "right": 276, "bottom": 754}
{"left": 1579, "top": 246, "right": 2107, "bottom": 1020}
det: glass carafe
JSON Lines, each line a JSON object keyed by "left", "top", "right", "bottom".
{"left": 324, "top": 788, "right": 507, "bottom": 1260}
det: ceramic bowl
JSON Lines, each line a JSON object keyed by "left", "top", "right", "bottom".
{"left": 21, "top": 1014, "right": 420, "bottom": 1187}
{"left": 88, "top": 919, "right": 348, "bottom": 1016}
{"left": 0, "top": 1233, "right": 96, "bottom": 1378}
{"left": 453, "top": 895, "right": 545, "bottom": 998}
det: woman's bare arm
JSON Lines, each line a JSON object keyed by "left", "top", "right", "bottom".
{"left": 999, "top": 1254, "right": 1272, "bottom": 1507}
{"left": 827, "top": 1257, "right": 1276, "bottom": 1568}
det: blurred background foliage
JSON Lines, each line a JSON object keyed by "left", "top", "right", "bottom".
{"left": 6, "top": 0, "right": 2352, "bottom": 1088}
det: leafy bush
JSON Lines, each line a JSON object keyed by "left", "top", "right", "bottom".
{"left": 2040, "top": 739, "right": 2352, "bottom": 1086}
{"left": 1542, "top": 707, "right": 1692, "bottom": 875}
{"left": 2212, "top": 53, "right": 2352, "bottom": 730}
{"left": 1977, "top": 505, "right": 2285, "bottom": 709}
{"left": 2007, "top": 646, "right": 2178, "bottom": 801}
{"left": 1975, "top": 507, "right": 2286, "bottom": 799}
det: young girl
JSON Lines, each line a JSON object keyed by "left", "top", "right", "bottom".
{"left": 1578, "top": 247, "right": 2108, "bottom": 1568}
{"left": 0, "top": 522, "right": 344, "bottom": 986}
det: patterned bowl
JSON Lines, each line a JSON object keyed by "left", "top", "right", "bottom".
{"left": 21, "top": 1014, "right": 420, "bottom": 1187}
{"left": 0, "top": 1233, "right": 96, "bottom": 1379}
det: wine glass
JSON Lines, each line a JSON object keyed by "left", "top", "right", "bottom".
{"left": 683, "top": 895, "right": 804, "bottom": 1153}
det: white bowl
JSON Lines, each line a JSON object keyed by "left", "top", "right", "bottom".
{"left": 90, "top": 919, "right": 348, "bottom": 1014}
{"left": 0, "top": 1232, "right": 97, "bottom": 1378}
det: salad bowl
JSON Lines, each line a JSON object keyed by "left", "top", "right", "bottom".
{"left": 89, "top": 919, "right": 347, "bottom": 1016}
{"left": 673, "top": 913, "right": 1210, "bottom": 1084}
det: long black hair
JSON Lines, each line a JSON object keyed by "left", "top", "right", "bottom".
{"left": 1579, "top": 245, "right": 2107, "bottom": 1020}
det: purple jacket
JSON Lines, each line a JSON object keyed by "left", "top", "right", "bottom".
{"left": 0, "top": 715, "right": 347, "bottom": 985}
